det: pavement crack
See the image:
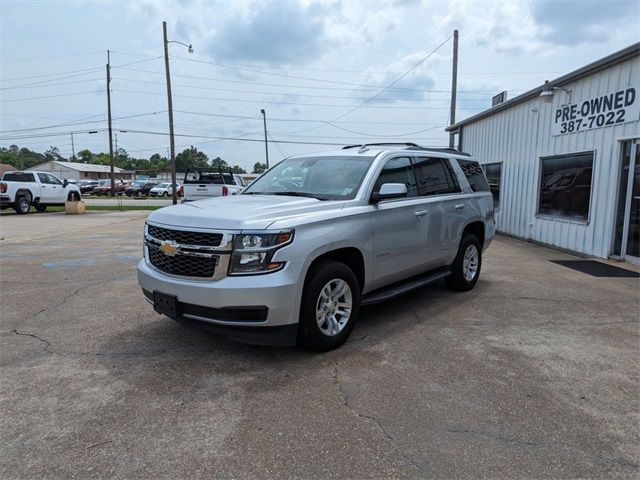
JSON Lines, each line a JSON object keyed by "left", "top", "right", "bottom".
{"left": 332, "top": 363, "right": 424, "bottom": 472}
{"left": 9, "top": 329, "right": 52, "bottom": 353}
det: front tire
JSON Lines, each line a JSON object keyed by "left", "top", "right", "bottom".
{"left": 162, "top": 192, "right": 168, "bottom": 197}
{"left": 445, "top": 233, "right": 482, "bottom": 291}
{"left": 35, "top": 204, "right": 47, "bottom": 212}
{"left": 298, "top": 260, "right": 360, "bottom": 351}
{"left": 15, "top": 196, "right": 31, "bottom": 214}
{"left": 68, "top": 192, "right": 80, "bottom": 201}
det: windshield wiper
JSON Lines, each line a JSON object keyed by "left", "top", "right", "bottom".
{"left": 270, "top": 191, "right": 329, "bottom": 200}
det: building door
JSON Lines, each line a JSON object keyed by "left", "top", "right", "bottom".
{"left": 613, "top": 139, "right": 640, "bottom": 264}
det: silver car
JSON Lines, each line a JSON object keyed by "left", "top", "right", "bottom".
{"left": 137, "top": 143, "right": 495, "bottom": 350}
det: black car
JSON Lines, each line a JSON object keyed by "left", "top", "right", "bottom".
{"left": 79, "top": 180, "right": 100, "bottom": 194}
{"left": 125, "top": 181, "right": 158, "bottom": 197}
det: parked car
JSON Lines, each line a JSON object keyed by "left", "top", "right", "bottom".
{"left": 182, "top": 171, "right": 247, "bottom": 202}
{"left": 79, "top": 180, "right": 100, "bottom": 194}
{"left": 149, "top": 182, "right": 179, "bottom": 197}
{"left": 0, "top": 171, "right": 81, "bottom": 214}
{"left": 92, "top": 180, "right": 129, "bottom": 196}
{"left": 138, "top": 143, "right": 495, "bottom": 350}
{"left": 125, "top": 181, "right": 158, "bottom": 197}
{"left": 91, "top": 180, "right": 113, "bottom": 196}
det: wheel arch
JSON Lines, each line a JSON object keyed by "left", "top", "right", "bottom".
{"left": 462, "top": 220, "right": 485, "bottom": 248}
{"left": 16, "top": 188, "right": 33, "bottom": 202}
{"left": 304, "top": 247, "right": 366, "bottom": 294}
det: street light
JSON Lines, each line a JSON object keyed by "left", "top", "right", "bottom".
{"left": 539, "top": 80, "right": 572, "bottom": 104}
{"left": 162, "top": 21, "right": 193, "bottom": 205}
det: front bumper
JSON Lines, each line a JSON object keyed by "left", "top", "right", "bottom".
{"left": 137, "top": 259, "right": 300, "bottom": 346}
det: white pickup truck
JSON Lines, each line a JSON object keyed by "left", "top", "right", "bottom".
{"left": 181, "top": 171, "right": 248, "bottom": 202}
{"left": 0, "top": 171, "right": 82, "bottom": 214}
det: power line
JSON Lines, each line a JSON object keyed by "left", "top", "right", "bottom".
{"left": 0, "top": 76, "right": 104, "bottom": 91}
{"left": 112, "top": 75, "right": 491, "bottom": 103}
{"left": 0, "top": 56, "right": 162, "bottom": 84}
{"left": 330, "top": 35, "right": 453, "bottom": 123}
{"left": 0, "top": 51, "right": 104, "bottom": 62}
{"left": 117, "top": 66, "right": 506, "bottom": 95}
{"left": 0, "top": 111, "right": 165, "bottom": 134}
{"left": 114, "top": 88, "right": 483, "bottom": 110}
{"left": 0, "top": 90, "right": 103, "bottom": 103}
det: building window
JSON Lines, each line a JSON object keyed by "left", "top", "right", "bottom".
{"left": 538, "top": 152, "right": 593, "bottom": 220}
{"left": 457, "top": 159, "right": 490, "bottom": 192}
{"left": 412, "top": 157, "right": 460, "bottom": 196}
{"left": 482, "top": 163, "right": 502, "bottom": 210}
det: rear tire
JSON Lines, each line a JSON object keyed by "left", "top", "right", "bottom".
{"left": 35, "top": 204, "right": 47, "bottom": 212}
{"left": 15, "top": 196, "right": 31, "bottom": 214}
{"left": 298, "top": 260, "right": 360, "bottom": 351}
{"left": 445, "top": 233, "right": 482, "bottom": 292}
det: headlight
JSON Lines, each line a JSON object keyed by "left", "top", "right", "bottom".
{"left": 229, "top": 230, "right": 293, "bottom": 275}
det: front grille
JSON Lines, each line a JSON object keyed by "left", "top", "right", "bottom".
{"left": 148, "top": 244, "right": 217, "bottom": 277}
{"left": 147, "top": 224, "right": 223, "bottom": 247}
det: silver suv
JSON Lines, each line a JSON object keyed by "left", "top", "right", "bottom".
{"left": 137, "top": 143, "right": 495, "bottom": 350}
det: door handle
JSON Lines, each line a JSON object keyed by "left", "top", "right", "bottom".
{"left": 454, "top": 203, "right": 465, "bottom": 210}
{"left": 414, "top": 209, "right": 428, "bottom": 217}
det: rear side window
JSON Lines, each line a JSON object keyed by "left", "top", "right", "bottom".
{"left": 413, "top": 157, "right": 460, "bottom": 196}
{"left": 3, "top": 172, "right": 35, "bottom": 182}
{"left": 373, "top": 157, "right": 418, "bottom": 197}
{"left": 457, "top": 159, "right": 490, "bottom": 192}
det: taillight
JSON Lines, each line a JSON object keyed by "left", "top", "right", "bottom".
{"left": 0, "top": 183, "right": 6, "bottom": 194}
{"left": 222, "top": 186, "right": 229, "bottom": 196}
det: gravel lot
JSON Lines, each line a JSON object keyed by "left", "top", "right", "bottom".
{"left": 1, "top": 211, "right": 639, "bottom": 479}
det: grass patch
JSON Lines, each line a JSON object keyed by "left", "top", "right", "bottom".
{"left": 1, "top": 204, "right": 163, "bottom": 215}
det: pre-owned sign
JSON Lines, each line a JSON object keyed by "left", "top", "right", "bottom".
{"left": 552, "top": 86, "right": 639, "bottom": 136}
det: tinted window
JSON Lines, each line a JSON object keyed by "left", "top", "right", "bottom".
{"left": 482, "top": 163, "right": 502, "bottom": 209}
{"left": 37, "top": 173, "right": 49, "bottom": 183}
{"left": 458, "top": 159, "right": 490, "bottom": 192}
{"left": 373, "top": 157, "right": 417, "bottom": 198}
{"left": 539, "top": 152, "right": 593, "bottom": 220}
{"left": 3, "top": 172, "right": 35, "bottom": 182}
{"left": 413, "top": 157, "right": 459, "bottom": 196}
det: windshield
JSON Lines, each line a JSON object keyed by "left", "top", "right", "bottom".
{"left": 243, "top": 156, "right": 374, "bottom": 200}
{"left": 157, "top": 183, "right": 170, "bottom": 188}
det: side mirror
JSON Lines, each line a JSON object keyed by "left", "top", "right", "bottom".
{"left": 63, "top": 179, "right": 68, "bottom": 187}
{"left": 371, "top": 183, "right": 408, "bottom": 203}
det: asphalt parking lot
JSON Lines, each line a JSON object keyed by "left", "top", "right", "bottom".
{"left": 1, "top": 211, "right": 639, "bottom": 479}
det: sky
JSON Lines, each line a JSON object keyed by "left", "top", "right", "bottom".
{"left": 0, "top": 0, "right": 638, "bottom": 172}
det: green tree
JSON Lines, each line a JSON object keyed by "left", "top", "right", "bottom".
{"left": 252, "top": 162, "right": 267, "bottom": 174}
{"left": 44, "top": 146, "right": 65, "bottom": 162}
{"left": 176, "top": 146, "right": 209, "bottom": 172}
{"left": 77, "top": 149, "right": 94, "bottom": 163}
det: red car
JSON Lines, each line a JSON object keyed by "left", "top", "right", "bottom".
{"left": 92, "top": 180, "right": 130, "bottom": 196}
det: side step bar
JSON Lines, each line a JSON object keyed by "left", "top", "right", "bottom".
{"left": 361, "top": 267, "right": 451, "bottom": 306}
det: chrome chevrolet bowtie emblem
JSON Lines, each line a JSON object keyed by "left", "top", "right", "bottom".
{"left": 159, "top": 240, "right": 179, "bottom": 256}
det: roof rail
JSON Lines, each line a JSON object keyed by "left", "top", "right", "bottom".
{"left": 341, "top": 143, "right": 471, "bottom": 156}
{"left": 342, "top": 142, "right": 420, "bottom": 150}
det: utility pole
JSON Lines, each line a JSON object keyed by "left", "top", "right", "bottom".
{"left": 106, "top": 50, "right": 115, "bottom": 195}
{"left": 261, "top": 109, "right": 269, "bottom": 169}
{"left": 448, "top": 29, "right": 459, "bottom": 149}
{"left": 163, "top": 21, "right": 178, "bottom": 205}
{"left": 70, "top": 132, "right": 76, "bottom": 161}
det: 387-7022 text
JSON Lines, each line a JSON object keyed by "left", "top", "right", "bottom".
{"left": 552, "top": 86, "right": 639, "bottom": 136}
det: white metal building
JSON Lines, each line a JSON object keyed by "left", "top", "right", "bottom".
{"left": 447, "top": 43, "right": 640, "bottom": 264}
{"left": 26, "top": 161, "right": 132, "bottom": 181}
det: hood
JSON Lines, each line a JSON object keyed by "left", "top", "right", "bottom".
{"left": 147, "top": 194, "right": 344, "bottom": 230}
